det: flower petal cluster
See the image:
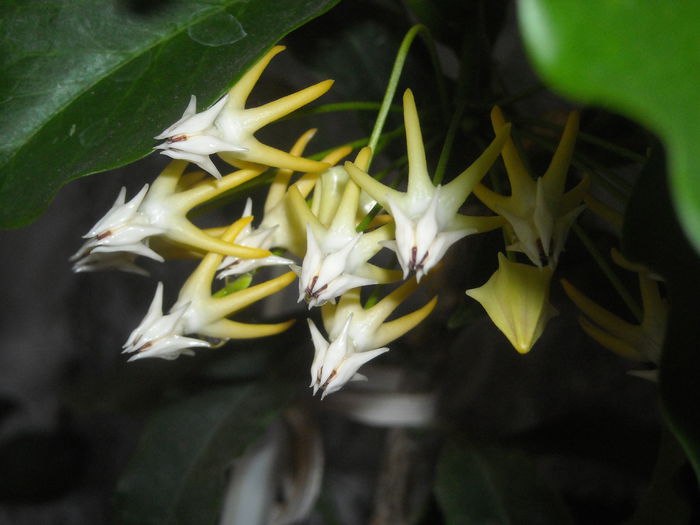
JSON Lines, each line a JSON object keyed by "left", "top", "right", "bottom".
{"left": 466, "top": 253, "right": 556, "bottom": 353}
{"left": 155, "top": 46, "right": 333, "bottom": 178}
{"left": 71, "top": 160, "right": 271, "bottom": 272}
{"left": 70, "top": 185, "right": 165, "bottom": 269}
{"left": 217, "top": 198, "right": 294, "bottom": 279}
{"left": 124, "top": 217, "right": 296, "bottom": 361}
{"left": 308, "top": 279, "right": 437, "bottom": 397}
{"left": 561, "top": 248, "right": 667, "bottom": 366}
{"left": 345, "top": 90, "right": 508, "bottom": 281}
{"left": 123, "top": 282, "right": 211, "bottom": 360}
{"left": 290, "top": 148, "right": 400, "bottom": 307}
{"left": 473, "top": 106, "right": 589, "bottom": 268}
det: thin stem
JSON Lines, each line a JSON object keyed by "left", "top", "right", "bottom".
{"left": 367, "top": 24, "right": 447, "bottom": 168}
{"left": 572, "top": 223, "right": 643, "bottom": 323}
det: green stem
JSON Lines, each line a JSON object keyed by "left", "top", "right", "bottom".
{"left": 572, "top": 223, "right": 643, "bottom": 322}
{"left": 367, "top": 24, "right": 447, "bottom": 168}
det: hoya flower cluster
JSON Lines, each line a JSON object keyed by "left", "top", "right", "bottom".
{"left": 72, "top": 44, "right": 626, "bottom": 397}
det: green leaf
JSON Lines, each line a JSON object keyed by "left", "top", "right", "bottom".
{"left": 621, "top": 145, "right": 700, "bottom": 480}
{"left": 517, "top": 0, "right": 700, "bottom": 253}
{"left": 435, "top": 442, "right": 574, "bottom": 525}
{"left": 0, "top": 0, "right": 339, "bottom": 228}
{"left": 114, "top": 382, "right": 295, "bottom": 525}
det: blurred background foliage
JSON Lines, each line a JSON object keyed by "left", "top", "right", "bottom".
{"left": 0, "top": 0, "right": 698, "bottom": 523}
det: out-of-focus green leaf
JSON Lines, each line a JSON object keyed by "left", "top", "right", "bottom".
{"left": 621, "top": 145, "right": 700, "bottom": 480}
{"left": 0, "top": 0, "right": 339, "bottom": 228}
{"left": 517, "top": 0, "right": 700, "bottom": 254}
{"left": 114, "top": 382, "right": 295, "bottom": 525}
{"left": 435, "top": 442, "right": 574, "bottom": 525}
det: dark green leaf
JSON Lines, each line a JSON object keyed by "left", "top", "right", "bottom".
{"left": 114, "top": 382, "right": 295, "bottom": 525}
{"left": 0, "top": 0, "right": 339, "bottom": 227}
{"left": 435, "top": 442, "right": 574, "bottom": 525}
{"left": 622, "top": 145, "right": 700, "bottom": 480}
{"left": 517, "top": 0, "right": 700, "bottom": 253}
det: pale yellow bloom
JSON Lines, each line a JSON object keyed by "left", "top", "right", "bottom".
{"left": 473, "top": 107, "right": 589, "bottom": 268}
{"left": 466, "top": 253, "right": 556, "bottom": 353}
{"left": 561, "top": 248, "right": 667, "bottom": 364}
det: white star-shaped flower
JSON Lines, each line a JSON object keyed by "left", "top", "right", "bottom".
{"left": 307, "top": 279, "right": 437, "bottom": 398}
{"left": 155, "top": 46, "right": 333, "bottom": 178}
{"left": 345, "top": 89, "right": 508, "bottom": 282}
{"left": 71, "top": 160, "right": 272, "bottom": 272}
{"left": 307, "top": 315, "right": 389, "bottom": 399}
{"left": 123, "top": 282, "right": 211, "bottom": 361}
{"left": 292, "top": 224, "right": 378, "bottom": 308}
{"left": 287, "top": 148, "right": 400, "bottom": 308}
{"left": 123, "top": 217, "right": 297, "bottom": 362}
{"left": 71, "top": 185, "right": 166, "bottom": 270}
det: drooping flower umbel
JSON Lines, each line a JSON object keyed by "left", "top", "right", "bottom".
{"left": 466, "top": 253, "right": 556, "bottom": 353}
{"left": 345, "top": 89, "right": 508, "bottom": 282}
{"left": 123, "top": 216, "right": 296, "bottom": 361}
{"left": 71, "top": 160, "right": 271, "bottom": 273}
{"left": 561, "top": 248, "right": 667, "bottom": 365}
{"left": 308, "top": 278, "right": 437, "bottom": 397}
{"left": 155, "top": 46, "right": 333, "bottom": 178}
{"left": 473, "top": 106, "right": 589, "bottom": 268}
{"left": 289, "top": 147, "right": 401, "bottom": 307}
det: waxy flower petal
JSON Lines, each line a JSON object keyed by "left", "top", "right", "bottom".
{"left": 307, "top": 278, "right": 437, "bottom": 397}
{"left": 289, "top": 147, "right": 399, "bottom": 307}
{"left": 217, "top": 198, "right": 294, "bottom": 279}
{"left": 466, "top": 253, "right": 556, "bottom": 353}
{"left": 346, "top": 90, "right": 508, "bottom": 282}
{"left": 308, "top": 316, "right": 389, "bottom": 399}
{"left": 72, "top": 160, "right": 272, "bottom": 272}
{"left": 155, "top": 46, "right": 333, "bottom": 178}
{"left": 122, "top": 217, "right": 297, "bottom": 361}
{"left": 473, "top": 106, "right": 589, "bottom": 268}
{"left": 561, "top": 249, "right": 667, "bottom": 365}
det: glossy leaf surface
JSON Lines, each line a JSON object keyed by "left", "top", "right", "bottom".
{"left": 518, "top": 0, "right": 700, "bottom": 253}
{"left": 0, "top": 0, "right": 339, "bottom": 227}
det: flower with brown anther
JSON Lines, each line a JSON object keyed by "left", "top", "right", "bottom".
{"left": 155, "top": 46, "right": 333, "bottom": 178}
{"left": 71, "top": 160, "right": 272, "bottom": 273}
{"left": 308, "top": 278, "right": 437, "bottom": 398}
{"left": 289, "top": 148, "right": 401, "bottom": 308}
{"left": 345, "top": 89, "right": 508, "bottom": 282}
{"left": 123, "top": 216, "right": 296, "bottom": 361}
